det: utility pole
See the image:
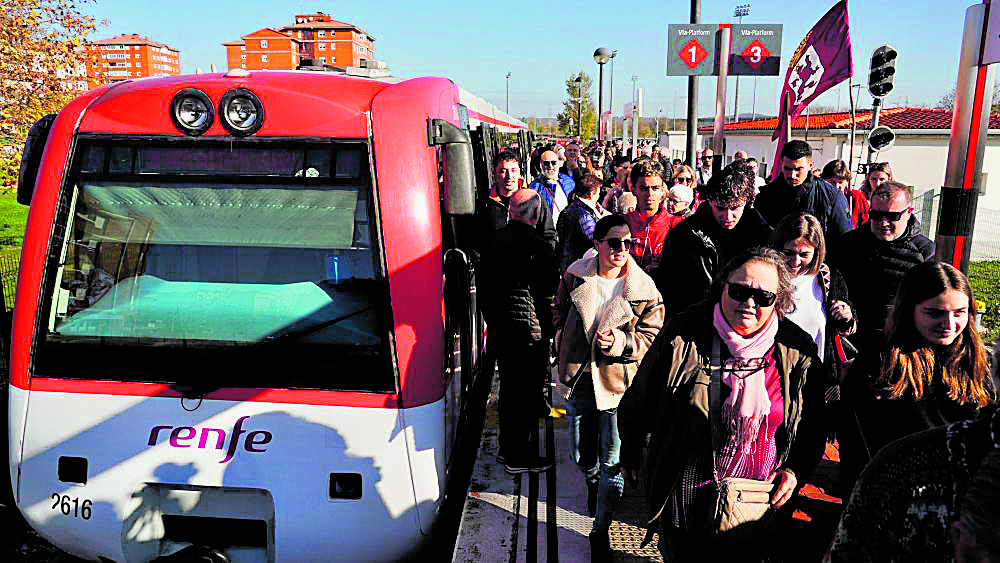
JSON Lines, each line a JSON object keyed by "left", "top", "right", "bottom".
{"left": 686, "top": 0, "right": 700, "bottom": 167}
{"left": 505, "top": 72, "right": 511, "bottom": 114}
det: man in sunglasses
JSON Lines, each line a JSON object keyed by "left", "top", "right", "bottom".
{"left": 529, "top": 148, "right": 574, "bottom": 225}
{"left": 755, "top": 139, "right": 851, "bottom": 243}
{"left": 745, "top": 157, "right": 767, "bottom": 194}
{"left": 696, "top": 148, "right": 714, "bottom": 187}
{"left": 829, "top": 181, "right": 934, "bottom": 349}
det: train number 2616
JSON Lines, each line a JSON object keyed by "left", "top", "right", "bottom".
{"left": 50, "top": 493, "right": 92, "bottom": 520}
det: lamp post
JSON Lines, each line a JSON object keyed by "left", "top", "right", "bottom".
{"left": 505, "top": 71, "right": 511, "bottom": 114}
{"left": 574, "top": 76, "right": 583, "bottom": 141}
{"left": 732, "top": 3, "right": 752, "bottom": 123}
{"left": 609, "top": 50, "right": 617, "bottom": 139}
{"left": 654, "top": 108, "right": 663, "bottom": 139}
{"left": 594, "top": 48, "right": 611, "bottom": 141}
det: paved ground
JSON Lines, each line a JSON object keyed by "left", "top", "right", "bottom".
{"left": 454, "top": 375, "right": 846, "bottom": 562}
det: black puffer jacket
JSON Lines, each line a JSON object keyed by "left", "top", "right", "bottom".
{"left": 479, "top": 221, "right": 559, "bottom": 342}
{"left": 653, "top": 202, "right": 773, "bottom": 319}
{"left": 829, "top": 216, "right": 935, "bottom": 349}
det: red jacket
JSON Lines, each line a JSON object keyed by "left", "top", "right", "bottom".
{"left": 624, "top": 207, "right": 683, "bottom": 273}
{"left": 846, "top": 189, "right": 870, "bottom": 229}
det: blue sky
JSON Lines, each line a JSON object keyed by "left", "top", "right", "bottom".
{"left": 85, "top": 0, "right": 974, "bottom": 120}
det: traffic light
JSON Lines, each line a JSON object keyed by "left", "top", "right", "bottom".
{"left": 868, "top": 125, "right": 896, "bottom": 152}
{"left": 868, "top": 45, "right": 898, "bottom": 98}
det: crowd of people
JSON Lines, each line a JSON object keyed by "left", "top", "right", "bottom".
{"left": 474, "top": 136, "right": 997, "bottom": 562}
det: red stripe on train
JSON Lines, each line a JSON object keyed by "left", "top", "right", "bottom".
{"left": 24, "top": 378, "right": 398, "bottom": 408}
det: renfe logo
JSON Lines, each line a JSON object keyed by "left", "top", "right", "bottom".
{"left": 147, "top": 416, "right": 272, "bottom": 463}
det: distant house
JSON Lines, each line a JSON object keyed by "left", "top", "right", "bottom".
{"left": 701, "top": 108, "right": 1000, "bottom": 259}
{"left": 85, "top": 34, "right": 180, "bottom": 87}
{"left": 223, "top": 12, "right": 377, "bottom": 72}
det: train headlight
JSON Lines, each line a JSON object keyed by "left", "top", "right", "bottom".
{"left": 219, "top": 88, "right": 264, "bottom": 136}
{"left": 170, "top": 89, "right": 214, "bottom": 136}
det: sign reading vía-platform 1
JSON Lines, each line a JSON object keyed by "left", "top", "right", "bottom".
{"left": 666, "top": 23, "right": 782, "bottom": 76}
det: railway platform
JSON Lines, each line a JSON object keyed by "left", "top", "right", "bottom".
{"left": 453, "top": 372, "right": 847, "bottom": 562}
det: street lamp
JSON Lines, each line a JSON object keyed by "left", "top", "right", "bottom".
{"left": 505, "top": 71, "right": 511, "bottom": 114}
{"left": 574, "top": 76, "right": 583, "bottom": 141}
{"left": 654, "top": 108, "right": 663, "bottom": 140}
{"left": 594, "top": 48, "right": 611, "bottom": 141}
{"left": 609, "top": 50, "right": 617, "bottom": 139}
{"left": 733, "top": 3, "right": 752, "bottom": 123}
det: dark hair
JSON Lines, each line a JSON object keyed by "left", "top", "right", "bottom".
{"left": 629, "top": 158, "right": 666, "bottom": 188}
{"left": 575, "top": 173, "right": 602, "bottom": 199}
{"left": 867, "top": 161, "right": 893, "bottom": 180}
{"left": 768, "top": 213, "right": 826, "bottom": 277}
{"left": 612, "top": 155, "right": 630, "bottom": 168}
{"left": 673, "top": 158, "right": 682, "bottom": 165}
{"left": 494, "top": 150, "right": 518, "bottom": 167}
{"left": 745, "top": 157, "right": 758, "bottom": 164}
{"left": 881, "top": 262, "right": 993, "bottom": 407}
{"left": 872, "top": 181, "right": 913, "bottom": 206}
{"left": 699, "top": 161, "right": 757, "bottom": 207}
{"left": 821, "top": 159, "right": 851, "bottom": 184}
{"left": 707, "top": 247, "right": 795, "bottom": 316}
{"left": 781, "top": 139, "right": 813, "bottom": 161}
{"left": 592, "top": 213, "right": 630, "bottom": 242}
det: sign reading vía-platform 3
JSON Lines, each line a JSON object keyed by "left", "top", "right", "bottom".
{"left": 667, "top": 23, "right": 782, "bottom": 76}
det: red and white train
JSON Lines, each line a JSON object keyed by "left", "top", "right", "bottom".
{"left": 10, "top": 68, "right": 527, "bottom": 561}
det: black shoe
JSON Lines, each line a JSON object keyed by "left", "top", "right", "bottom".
{"left": 589, "top": 529, "right": 613, "bottom": 562}
{"left": 504, "top": 456, "right": 552, "bottom": 474}
{"left": 587, "top": 481, "right": 598, "bottom": 517}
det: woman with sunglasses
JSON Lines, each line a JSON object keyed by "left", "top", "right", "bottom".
{"left": 838, "top": 261, "right": 995, "bottom": 495}
{"left": 671, "top": 165, "right": 699, "bottom": 214}
{"left": 552, "top": 214, "right": 665, "bottom": 561}
{"left": 619, "top": 247, "right": 826, "bottom": 560}
{"left": 768, "top": 213, "right": 856, "bottom": 408}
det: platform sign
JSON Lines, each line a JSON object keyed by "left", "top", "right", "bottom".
{"left": 730, "top": 24, "right": 783, "bottom": 76}
{"left": 667, "top": 24, "right": 718, "bottom": 76}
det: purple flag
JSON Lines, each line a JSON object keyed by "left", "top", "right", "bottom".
{"left": 771, "top": 0, "right": 853, "bottom": 178}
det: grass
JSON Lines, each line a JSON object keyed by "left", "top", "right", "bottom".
{"left": 0, "top": 190, "right": 28, "bottom": 242}
{"left": 968, "top": 260, "right": 1000, "bottom": 345}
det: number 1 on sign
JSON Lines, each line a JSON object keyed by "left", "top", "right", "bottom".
{"left": 689, "top": 45, "right": 697, "bottom": 64}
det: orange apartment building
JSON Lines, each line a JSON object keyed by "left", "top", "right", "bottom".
{"left": 85, "top": 34, "right": 180, "bottom": 87}
{"left": 223, "top": 12, "right": 376, "bottom": 71}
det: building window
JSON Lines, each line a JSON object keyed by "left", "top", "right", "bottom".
{"left": 261, "top": 40, "right": 268, "bottom": 48}
{"left": 319, "top": 30, "right": 326, "bottom": 37}
{"left": 261, "top": 54, "right": 268, "bottom": 62}
{"left": 318, "top": 43, "right": 326, "bottom": 51}
{"left": 136, "top": 62, "right": 141, "bottom": 67}
{"left": 135, "top": 53, "right": 140, "bottom": 58}
{"left": 241, "top": 54, "right": 246, "bottom": 60}
{"left": 319, "top": 57, "right": 326, "bottom": 64}
{"left": 330, "top": 56, "right": 336, "bottom": 64}
{"left": 240, "top": 45, "right": 246, "bottom": 51}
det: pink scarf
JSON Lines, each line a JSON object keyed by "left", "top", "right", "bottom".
{"left": 711, "top": 304, "right": 779, "bottom": 469}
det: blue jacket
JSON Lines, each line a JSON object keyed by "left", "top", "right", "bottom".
{"left": 756, "top": 174, "right": 852, "bottom": 242}
{"left": 529, "top": 174, "right": 575, "bottom": 213}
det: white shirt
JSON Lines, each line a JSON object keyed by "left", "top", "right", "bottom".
{"left": 787, "top": 274, "right": 826, "bottom": 362}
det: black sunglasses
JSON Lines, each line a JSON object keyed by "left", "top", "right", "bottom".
{"left": 727, "top": 283, "right": 777, "bottom": 307}
{"left": 600, "top": 237, "right": 634, "bottom": 252}
{"left": 870, "top": 209, "right": 909, "bottom": 222}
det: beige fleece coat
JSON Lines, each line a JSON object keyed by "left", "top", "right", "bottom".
{"left": 553, "top": 254, "right": 664, "bottom": 411}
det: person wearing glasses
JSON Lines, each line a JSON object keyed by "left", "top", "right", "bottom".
{"left": 552, "top": 214, "right": 664, "bottom": 561}
{"left": 624, "top": 159, "right": 681, "bottom": 274}
{"left": 837, "top": 262, "right": 994, "bottom": 497}
{"left": 654, "top": 162, "right": 772, "bottom": 319}
{"left": 619, "top": 247, "right": 826, "bottom": 560}
{"left": 696, "top": 147, "right": 715, "bottom": 187}
{"left": 528, "top": 148, "right": 574, "bottom": 225}
{"left": 475, "top": 151, "right": 556, "bottom": 252}
{"left": 829, "top": 182, "right": 934, "bottom": 351}
{"left": 670, "top": 165, "right": 697, "bottom": 214}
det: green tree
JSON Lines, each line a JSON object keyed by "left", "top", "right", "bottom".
{"left": 557, "top": 71, "right": 596, "bottom": 140}
{"left": 0, "top": 0, "right": 99, "bottom": 186}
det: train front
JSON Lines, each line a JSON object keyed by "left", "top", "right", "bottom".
{"left": 9, "top": 71, "right": 456, "bottom": 561}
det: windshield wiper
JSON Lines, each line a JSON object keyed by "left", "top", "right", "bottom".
{"left": 263, "top": 306, "right": 373, "bottom": 343}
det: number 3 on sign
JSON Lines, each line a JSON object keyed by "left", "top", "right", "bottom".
{"left": 50, "top": 493, "right": 93, "bottom": 520}
{"left": 749, "top": 45, "right": 762, "bottom": 64}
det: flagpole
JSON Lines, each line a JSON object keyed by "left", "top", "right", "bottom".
{"left": 849, "top": 79, "right": 857, "bottom": 181}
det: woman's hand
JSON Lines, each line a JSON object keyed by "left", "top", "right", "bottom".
{"left": 768, "top": 468, "right": 797, "bottom": 508}
{"left": 596, "top": 329, "right": 615, "bottom": 352}
{"left": 829, "top": 300, "right": 853, "bottom": 331}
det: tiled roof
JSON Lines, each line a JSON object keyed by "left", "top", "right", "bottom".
{"left": 699, "top": 107, "right": 1000, "bottom": 132}
{"left": 280, "top": 20, "right": 373, "bottom": 38}
{"left": 90, "top": 34, "right": 177, "bottom": 50}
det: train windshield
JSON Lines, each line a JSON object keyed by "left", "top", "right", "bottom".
{"left": 33, "top": 139, "right": 395, "bottom": 393}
